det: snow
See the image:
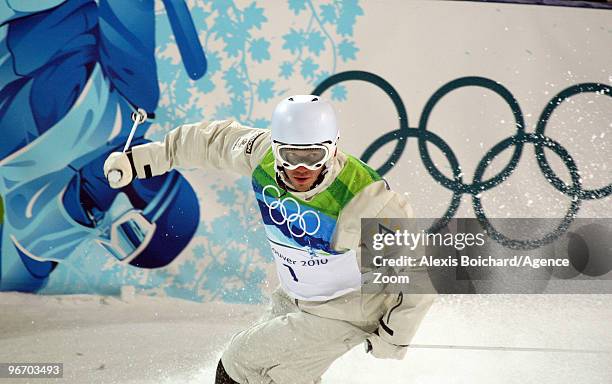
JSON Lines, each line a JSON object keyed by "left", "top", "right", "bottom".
{"left": 1, "top": 292, "right": 611, "bottom": 384}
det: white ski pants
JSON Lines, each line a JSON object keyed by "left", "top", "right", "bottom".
{"left": 220, "top": 287, "right": 378, "bottom": 384}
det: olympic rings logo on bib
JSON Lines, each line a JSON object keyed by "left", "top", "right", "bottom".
{"left": 262, "top": 185, "right": 321, "bottom": 238}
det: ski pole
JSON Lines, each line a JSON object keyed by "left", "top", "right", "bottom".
{"left": 107, "top": 108, "right": 149, "bottom": 184}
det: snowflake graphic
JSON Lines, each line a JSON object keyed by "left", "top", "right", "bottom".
{"left": 278, "top": 0, "right": 363, "bottom": 101}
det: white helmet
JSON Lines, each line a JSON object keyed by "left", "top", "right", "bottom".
{"left": 271, "top": 95, "right": 338, "bottom": 145}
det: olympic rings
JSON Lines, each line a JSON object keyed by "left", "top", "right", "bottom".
{"left": 262, "top": 185, "right": 321, "bottom": 238}
{"left": 313, "top": 71, "right": 610, "bottom": 249}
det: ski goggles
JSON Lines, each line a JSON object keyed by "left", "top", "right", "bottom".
{"left": 95, "top": 209, "right": 156, "bottom": 264}
{"left": 273, "top": 143, "right": 333, "bottom": 171}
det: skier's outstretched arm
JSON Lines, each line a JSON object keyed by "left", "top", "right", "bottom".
{"left": 104, "top": 119, "right": 270, "bottom": 188}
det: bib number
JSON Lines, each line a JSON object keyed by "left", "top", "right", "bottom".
{"left": 282, "top": 264, "right": 299, "bottom": 281}
{"left": 270, "top": 241, "right": 361, "bottom": 301}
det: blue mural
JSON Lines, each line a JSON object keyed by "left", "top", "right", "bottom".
{"left": 0, "top": 0, "right": 363, "bottom": 302}
{"left": 0, "top": 0, "right": 207, "bottom": 291}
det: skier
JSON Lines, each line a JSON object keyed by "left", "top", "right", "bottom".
{"left": 104, "top": 95, "right": 435, "bottom": 384}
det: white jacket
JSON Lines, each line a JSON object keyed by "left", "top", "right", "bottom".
{"left": 130, "top": 119, "right": 435, "bottom": 347}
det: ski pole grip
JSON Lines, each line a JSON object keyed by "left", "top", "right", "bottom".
{"left": 108, "top": 170, "right": 122, "bottom": 184}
